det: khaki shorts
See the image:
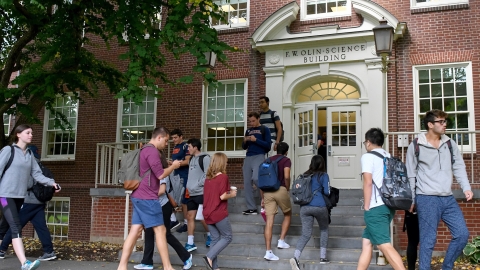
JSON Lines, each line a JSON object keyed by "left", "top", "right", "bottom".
{"left": 264, "top": 186, "right": 292, "bottom": 216}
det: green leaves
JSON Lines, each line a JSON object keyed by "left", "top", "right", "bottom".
{"left": 463, "top": 237, "right": 480, "bottom": 263}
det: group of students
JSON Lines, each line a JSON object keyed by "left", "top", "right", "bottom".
{"left": 117, "top": 127, "right": 236, "bottom": 270}
{"left": 358, "top": 109, "right": 473, "bottom": 270}
{"left": 0, "top": 124, "right": 61, "bottom": 270}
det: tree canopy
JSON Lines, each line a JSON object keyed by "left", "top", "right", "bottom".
{"left": 0, "top": 0, "right": 235, "bottom": 146}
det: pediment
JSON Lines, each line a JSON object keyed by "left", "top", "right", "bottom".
{"left": 250, "top": 0, "right": 407, "bottom": 52}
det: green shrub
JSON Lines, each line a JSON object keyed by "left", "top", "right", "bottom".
{"left": 463, "top": 236, "right": 480, "bottom": 264}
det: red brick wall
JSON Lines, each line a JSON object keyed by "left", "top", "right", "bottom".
{"left": 90, "top": 196, "right": 133, "bottom": 244}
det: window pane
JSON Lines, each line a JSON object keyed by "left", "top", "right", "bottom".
{"left": 119, "top": 89, "right": 156, "bottom": 142}
{"left": 419, "top": 85, "right": 430, "bottom": 98}
{"left": 431, "top": 84, "right": 442, "bottom": 97}
{"left": 443, "top": 83, "right": 454, "bottom": 96}
{"left": 431, "top": 69, "right": 441, "bottom": 82}
{"left": 456, "top": 97, "right": 467, "bottom": 111}
{"left": 457, "top": 113, "right": 468, "bottom": 129}
{"left": 443, "top": 98, "right": 455, "bottom": 112}
{"left": 419, "top": 70, "right": 429, "bottom": 83}
{"left": 456, "top": 82, "right": 466, "bottom": 96}
{"left": 443, "top": 68, "right": 453, "bottom": 82}
{"left": 431, "top": 98, "right": 442, "bottom": 110}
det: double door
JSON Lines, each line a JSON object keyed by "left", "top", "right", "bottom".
{"left": 295, "top": 106, "right": 362, "bottom": 188}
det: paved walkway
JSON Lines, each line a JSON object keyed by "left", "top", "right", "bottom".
{"left": 0, "top": 257, "right": 217, "bottom": 270}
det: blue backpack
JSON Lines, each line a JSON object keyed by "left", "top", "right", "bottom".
{"left": 258, "top": 156, "right": 285, "bottom": 192}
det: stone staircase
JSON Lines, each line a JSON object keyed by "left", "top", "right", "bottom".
{"left": 128, "top": 189, "right": 394, "bottom": 269}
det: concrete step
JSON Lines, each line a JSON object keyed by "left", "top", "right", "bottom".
{"left": 223, "top": 212, "right": 365, "bottom": 226}
{"left": 228, "top": 195, "right": 364, "bottom": 208}
{"left": 226, "top": 202, "right": 364, "bottom": 216}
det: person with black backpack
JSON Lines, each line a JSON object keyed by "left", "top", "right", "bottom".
{"left": 406, "top": 110, "right": 473, "bottom": 270}
{"left": 290, "top": 155, "right": 330, "bottom": 270}
{"left": 0, "top": 145, "right": 58, "bottom": 262}
{"left": 242, "top": 112, "right": 271, "bottom": 215}
{"left": 0, "top": 125, "right": 60, "bottom": 270}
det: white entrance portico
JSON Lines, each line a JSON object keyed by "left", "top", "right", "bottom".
{"left": 250, "top": 0, "right": 406, "bottom": 188}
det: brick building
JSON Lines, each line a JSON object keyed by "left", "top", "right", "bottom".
{"left": 6, "top": 0, "right": 479, "bottom": 254}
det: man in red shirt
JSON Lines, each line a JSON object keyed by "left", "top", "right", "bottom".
{"left": 262, "top": 142, "right": 292, "bottom": 261}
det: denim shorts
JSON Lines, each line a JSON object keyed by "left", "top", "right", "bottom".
{"left": 131, "top": 198, "right": 164, "bottom": 229}
{"left": 362, "top": 204, "right": 395, "bottom": 245}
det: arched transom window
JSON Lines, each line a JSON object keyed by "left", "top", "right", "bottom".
{"left": 297, "top": 76, "right": 360, "bottom": 103}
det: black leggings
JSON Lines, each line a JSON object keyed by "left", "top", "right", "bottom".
{"left": 0, "top": 198, "right": 24, "bottom": 240}
{"left": 404, "top": 211, "right": 420, "bottom": 270}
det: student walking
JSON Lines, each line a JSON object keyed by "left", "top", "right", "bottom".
{"left": 0, "top": 125, "right": 60, "bottom": 270}
{"left": 406, "top": 109, "right": 473, "bottom": 270}
{"left": 117, "top": 127, "right": 181, "bottom": 270}
{"left": 134, "top": 151, "right": 192, "bottom": 270}
{"left": 0, "top": 145, "right": 57, "bottom": 262}
{"left": 357, "top": 128, "right": 405, "bottom": 270}
{"left": 201, "top": 153, "right": 237, "bottom": 270}
{"left": 290, "top": 155, "right": 330, "bottom": 270}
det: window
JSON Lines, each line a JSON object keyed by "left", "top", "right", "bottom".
{"left": 414, "top": 63, "right": 474, "bottom": 148}
{"left": 45, "top": 197, "right": 70, "bottom": 241}
{"left": 212, "top": 0, "right": 249, "bottom": 29}
{"left": 3, "top": 114, "right": 11, "bottom": 135}
{"left": 296, "top": 76, "right": 360, "bottom": 103}
{"left": 118, "top": 88, "right": 156, "bottom": 142}
{"left": 44, "top": 95, "right": 78, "bottom": 158}
{"left": 411, "top": 0, "right": 468, "bottom": 9}
{"left": 301, "top": 0, "right": 351, "bottom": 21}
{"left": 205, "top": 80, "right": 246, "bottom": 154}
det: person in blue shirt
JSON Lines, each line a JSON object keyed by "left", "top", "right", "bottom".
{"left": 169, "top": 129, "right": 190, "bottom": 233}
{"left": 290, "top": 155, "right": 330, "bottom": 270}
{"left": 241, "top": 112, "right": 271, "bottom": 215}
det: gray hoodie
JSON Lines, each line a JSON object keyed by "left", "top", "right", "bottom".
{"left": 186, "top": 153, "right": 211, "bottom": 197}
{"left": 406, "top": 133, "right": 471, "bottom": 200}
{"left": 0, "top": 144, "right": 55, "bottom": 198}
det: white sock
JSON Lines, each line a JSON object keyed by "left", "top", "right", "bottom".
{"left": 184, "top": 219, "right": 188, "bottom": 224}
{"left": 207, "top": 232, "right": 211, "bottom": 236}
{"left": 170, "top": 213, "right": 177, "bottom": 222}
{"left": 187, "top": 235, "right": 194, "bottom": 245}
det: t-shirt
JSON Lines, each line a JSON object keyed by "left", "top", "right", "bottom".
{"left": 171, "top": 142, "right": 189, "bottom": 181}
{"left": 259, "top": 110, "right": 280, "bottom": 141}
{"left": 269, "top": 154, "right": 291, "bottom": 187}
{"left": 361, "top": 148, "right": 391, "bottom": 209}
{"left": 203, "top": 174, "right": 230, "bottom": 225}
{"left": 242, "top": 126, "right": 271, "bottom": 156}
{"left": 132, "top": 145, "right": 165, "bottom": 200}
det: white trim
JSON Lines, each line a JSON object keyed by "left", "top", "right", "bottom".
{"left": 45, "top": 197, "right": 70, "bottom": 240}
{"left": 412, "top": 62, "right": 475, "bottom": 151}
{"left": 300, "top": 0, "right": 352, "bottom": 21}
{"left": 42, "top": 93, "right": 79, "bottom": 160}
{"left": 212, "top": 0, "right": 249, "bottom": 30}
{"left": 410, "top": 0, "right": 468, "bottom": 9}
{"left": 202, "top": 78, "right": 248, "bottom": 157}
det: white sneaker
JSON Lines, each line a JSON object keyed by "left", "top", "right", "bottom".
{"left": 264, "top": 251, "right": 279, "bottom": 261}
{"left": 277, "top": 239, "right": 290, "bottom": 249}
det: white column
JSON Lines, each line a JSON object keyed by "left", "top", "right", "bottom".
{"left": 364, "top": 59, "right": 386, "bottom": 132}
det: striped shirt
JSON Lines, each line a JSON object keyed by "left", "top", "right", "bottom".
{"left": 259, "top": 110, "right": 280, "bottom": 141}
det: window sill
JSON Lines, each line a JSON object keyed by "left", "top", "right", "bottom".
{"left": 216, "top": 26, "right": 249, "bottom": 35}
{"left": 41, "top": 158, "right": 75, "bottom": 165}
{"left": 300, "top": 15, "right": 351, "bottom": 25}
{"left": 411, "top": 3, "right": 468, "bottom": 13}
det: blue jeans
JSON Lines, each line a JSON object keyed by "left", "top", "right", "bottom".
{"left": 0, "top": 203, "right": 54, "bottom": 253}
{"left": 417, "top": 195, "right": 469, "bottom": 270}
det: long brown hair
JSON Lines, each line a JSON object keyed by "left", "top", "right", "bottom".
{"left": 206, "top": 153, "right": 227, "bottom": 179}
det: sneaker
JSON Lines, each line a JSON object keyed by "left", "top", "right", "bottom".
{"left": 0, "top": 250, "right": 5, "bottom": 259}
{"left": 206, "top": 235, "right": 211, "bottom": 247}
{"left": 242, "top": 209, "right": 258, "bottom": 215}
{"left": 184, "top": 243, "right": 197, "bottom": 252}
{"left": 133, "top": 264, "right": 154, "bottom": 270}
{"left": 38, "top": 251, "right": 57, "bottom": 261}
{"left": 183, "top": 254, "right": 193, "bottom": 270}
{"left": 319, "top": 258, "right": 330, "bottom": 264}
{"left": 170, "top": 220, "right": 181, "bottom": 231}
{"left": 202, "top": 256, "right": 213, "bottom": 270}
{"left": 176, "top": 223, "right": 188, "bottom": 233}
{"left": 290, "top": 257, "right": 300, "bottom": 270}
{"left": 21, "top": 260, "right": 40, "bottom": 270}
{"left": 277, "top": 239, "right": 290, "bottom": 249}
{"left": 264, "top": 251, "right": 279, "bottom": 261}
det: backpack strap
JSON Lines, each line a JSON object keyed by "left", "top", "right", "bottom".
{"left": 260, "top": 125, "right": 266, "bottom": 143}
{"left": 366, "top": 151, "right": 385, "bottom": 204}
{"left": 189, "top": 154, "right": 208, "bottom": 172}
{"left": 367, "top": 150, "right": 385, "bottom": 160}
{"left": 446, "top": 140, "right": 455, "bottom": 165}
{"left": 139, "top": 143, "right": 155, "bottom": 186}
{"left": 1, "top": 145, "right": 15, "bottom": 179}
{"left": 413, "top": 137, "right": 454, "bottom": 165}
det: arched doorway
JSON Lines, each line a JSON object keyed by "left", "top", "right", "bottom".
{"left": 294, "top": 75, "right": 363, "bottom": 189}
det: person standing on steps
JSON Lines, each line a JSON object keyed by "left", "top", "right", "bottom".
{"left": 259, "top": 96, "right": 283, "bottom": 157}
{"left": 242, "top": 112, "right": 271, "bottom": 215}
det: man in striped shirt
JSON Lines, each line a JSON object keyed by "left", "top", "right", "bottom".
{"left": 259, "top": 96, "right": 283, "bottom": 156}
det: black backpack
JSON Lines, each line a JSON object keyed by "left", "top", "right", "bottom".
{"left": 28, "top": 161, "right": 56, "bottom": 203}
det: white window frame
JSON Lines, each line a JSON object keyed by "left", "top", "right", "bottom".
{"left": 45, "top": 197, "right": 70, "bottom": 241}
{"left": 413, "top": 62, "right": 475, "bottom": 152}
{"left": 116, "top": 87, "right": 157, "bottom": 143}
{"left": 212, "top": 0, "right": 249, "bottom": 30}
{"left": 202, "top": 79, "right": 247, "bottom": 157}
{"left": 3, "top": 114, "right": 11, "bottom": 136}
{"left": 411, "top": 0, "right": 468, "bottom": 9}
{"left": 42, "top": 93, "right": 78, "bottom": 160}
{"left": 301, "top": 0, "right": 351, "bottom": 21}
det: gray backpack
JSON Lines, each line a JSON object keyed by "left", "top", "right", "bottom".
{"left": 167, "top": 174, "right": 185, "bottom": 206}
{"left": 117, "top": 144, "right": 154, "bottom": 190}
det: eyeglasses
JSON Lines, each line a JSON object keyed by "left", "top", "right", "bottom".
{"left": 433, "top": 120, "right": 448, "bottom": 125}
